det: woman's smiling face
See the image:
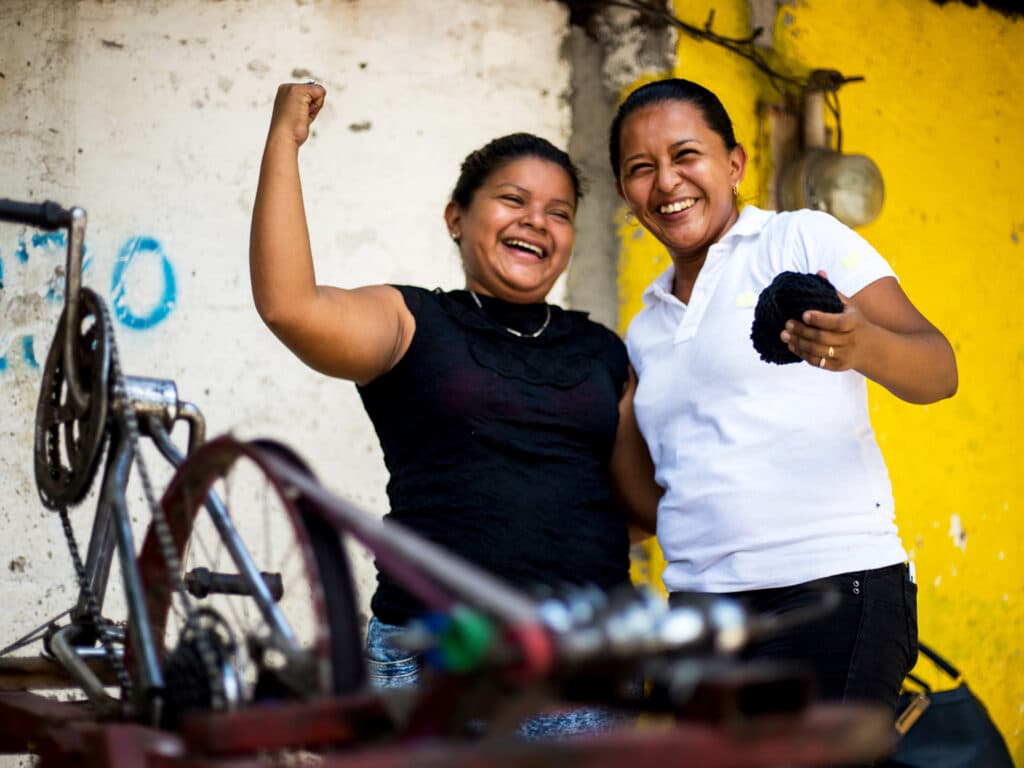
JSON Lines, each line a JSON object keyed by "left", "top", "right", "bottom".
{"left": 447, "top": 155, "right": 576, "bottom": 303}
{"left": 616, "top": 99, "right": 746, "bottom": 267}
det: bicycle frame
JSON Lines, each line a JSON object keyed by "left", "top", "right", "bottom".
{"left": 0, "top": 200, "right": 318, "bottom": 723}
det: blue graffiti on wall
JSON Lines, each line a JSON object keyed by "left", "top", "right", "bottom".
{"left": 1, "top": 229, "right": 177, "bottom": 373}
{"left": 0, "top": 334, "right": 40, "bottom": 372}
{"left": 111, "top": 236, "right": 177, "bottom": 330}
{"left": 21, "top": 336, "right": 39, "bottom": 369}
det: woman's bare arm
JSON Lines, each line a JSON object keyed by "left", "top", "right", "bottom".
{"left": 250, "top": 83, "right": 413, "bottom": 385}
{"left": 610, "top": 366, "right": 663, "bottom": 536}
{"left": 783, "top": 276, "right": 957, "bottom": 404}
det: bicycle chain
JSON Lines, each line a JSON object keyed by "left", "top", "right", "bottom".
{"left": 57, "top": 505, "right": 133, "bottom": 694}
{"left": 46, "top": 296, "right": 133, "bottom": 700}
{"left": 50, "top": 295, "right": 225, "bottom": 715}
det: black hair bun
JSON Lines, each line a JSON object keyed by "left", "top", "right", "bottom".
{"left": 750, "top": 271, "right": 843, "bottom": 364}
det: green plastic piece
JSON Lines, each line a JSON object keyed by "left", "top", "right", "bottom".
{"left": 439, "top": 607, "right": 496, "bottom": 672}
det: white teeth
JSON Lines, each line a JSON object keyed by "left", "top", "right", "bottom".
{"left": 505, "top": 239, "right": 544, "bottom": 257}
{"left": 659, "top": 199, "right": 696, "bottom": 214}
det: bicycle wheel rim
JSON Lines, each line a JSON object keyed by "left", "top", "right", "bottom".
{"left": 130, "top": 436, "right": 364, "bottom": 723}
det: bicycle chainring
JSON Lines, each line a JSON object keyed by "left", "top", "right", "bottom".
{"left": 34, "top": 287, "right": 111, "bottom": 509}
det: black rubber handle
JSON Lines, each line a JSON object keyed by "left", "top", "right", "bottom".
{"left": 0, "top": 199, "right": 73, "bottom": 230}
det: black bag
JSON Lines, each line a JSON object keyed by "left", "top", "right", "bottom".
{"left": 889, "top": 641, "right": 1013, "bottom": 767}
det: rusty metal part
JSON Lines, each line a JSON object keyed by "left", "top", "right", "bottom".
{"left": 0, "top": 655, "right": 120, "bottom": 691}
{"left": 0, "top": 689, "right": 895, "bottom": 767}
{"left": 177, "top": 693, "right": 393, "bottom": 756}
{"left": 0, "top": 691, "right": 96, "bottom": 755}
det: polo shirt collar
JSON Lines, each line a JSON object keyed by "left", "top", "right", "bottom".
{"left": 641, "top": 263, "right": 676, "bottom": 306}
{"left": 724, "top": 204, "right": 771, "bottom": 240}
{"left": 640, "top": 205, "right": 771, "bottom": 307}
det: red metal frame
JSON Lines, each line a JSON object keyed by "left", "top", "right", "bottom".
{"left": 1, "top": 688, "right": 894, "bottom": 768}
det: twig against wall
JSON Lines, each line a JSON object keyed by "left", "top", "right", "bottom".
{"left": 564, "top": 0, "right": 864, "bottom": 98}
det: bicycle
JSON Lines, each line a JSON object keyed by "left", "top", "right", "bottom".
{"left": 0, "top": 199, "right": 365, "bottom": 729}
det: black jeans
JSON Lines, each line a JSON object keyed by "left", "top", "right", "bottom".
{"left": 671, "top": 563, "right": 918, "bottom": 711}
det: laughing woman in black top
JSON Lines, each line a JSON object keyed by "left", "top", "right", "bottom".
{"left": 249, "top": 83, "right": 660, "bottom": 737}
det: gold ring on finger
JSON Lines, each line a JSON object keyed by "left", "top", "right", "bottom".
{"left": 828, "top": 346, "right": 835, "bottom": 359}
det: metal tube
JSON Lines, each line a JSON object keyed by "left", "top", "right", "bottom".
{"left": 177, "top": 400, "right": 206, "bottom": 454}
{"left": 62, "top": 207, "right": 89, "bottom": 413}
{"left": 48, "top": 626, "right": 119, "bottom": 715}
{"left": 104, "top": 433, "right": 163, "bottom": 698}
{"left": 71, "top": 481, "right": 118, "bottom": 622}
{"left": 123, "top": 376, "right": 180, "bottom": 428}
{"left": 263, "top": 453, "right": 542, "bottom": 627}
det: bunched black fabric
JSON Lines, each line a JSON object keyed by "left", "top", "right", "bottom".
{"left": 358, "top": 286, "right": 631, "bottom": 626}
{"left": 750, "top": 271, "right": 843, "bottom": 364}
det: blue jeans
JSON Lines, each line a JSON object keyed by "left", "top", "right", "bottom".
{"left": 671, "top": 563, "right": 918, "bottom": 711}
{"left": 364, "top": 616, "right": 630, "bottom": 739}
{"left": 364, "top": 616, "right": 422, "bottom": 689}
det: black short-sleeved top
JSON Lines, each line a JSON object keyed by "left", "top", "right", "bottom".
{"left": 357, "top": 286, "right": 631, "bottom": 625}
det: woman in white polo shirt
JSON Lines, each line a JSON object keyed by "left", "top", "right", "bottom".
{"left": 609, "top": 78, "right": 957, "bottom": 711}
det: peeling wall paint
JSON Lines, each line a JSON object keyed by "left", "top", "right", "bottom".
{"left": 0, "top": 1, "right": 574, "bottom": 743}
{"left": 617, "top": 0, "right": 1024, "bottom": 759}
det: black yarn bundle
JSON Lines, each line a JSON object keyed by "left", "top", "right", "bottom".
{"left": 750, "top": 271, "right": 843, "bottom": 364}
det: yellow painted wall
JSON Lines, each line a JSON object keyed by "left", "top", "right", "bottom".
{"left": 619, "top": 0, "right": 1023, "bottom": 759}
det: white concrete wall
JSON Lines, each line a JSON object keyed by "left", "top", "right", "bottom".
{"left": 0, "top": 0, "right": 573, "bottom": 716}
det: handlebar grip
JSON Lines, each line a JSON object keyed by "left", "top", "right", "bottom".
{"left": 0, "top": 199, "right": 73, "bottom": 230}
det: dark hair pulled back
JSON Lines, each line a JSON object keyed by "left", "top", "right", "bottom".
{"left": 450, "top": 132, "right": 584, "bottom": 209}
{"left": 608, "top": 79, "right": 738, "bottom": 183}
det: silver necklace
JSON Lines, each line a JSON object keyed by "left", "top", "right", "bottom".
{"left": 468, "top": 289, "right": 551, "bottom": 339}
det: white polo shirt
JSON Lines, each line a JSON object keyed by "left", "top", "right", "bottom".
{"left": 626, "top": 206, "right": 907, "bottom": 593}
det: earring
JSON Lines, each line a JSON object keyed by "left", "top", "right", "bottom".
{"left": 731, "top": 184, "right": 739, "bottom": 196}
{"left": 624, "top": 210, "right": 636, "bottom": 225}
{"left": 450, "top": 232, "right": 459, "bottom": 241}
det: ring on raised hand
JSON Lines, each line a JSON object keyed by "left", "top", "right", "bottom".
{"left": 307, "top": 79, "right": 318, "bottom": 86}
{"left": 827, "top": 345, "right": 835, "bottom": 359}
{"left": 818, "top": 355, "right": 827, "bottom": 368}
